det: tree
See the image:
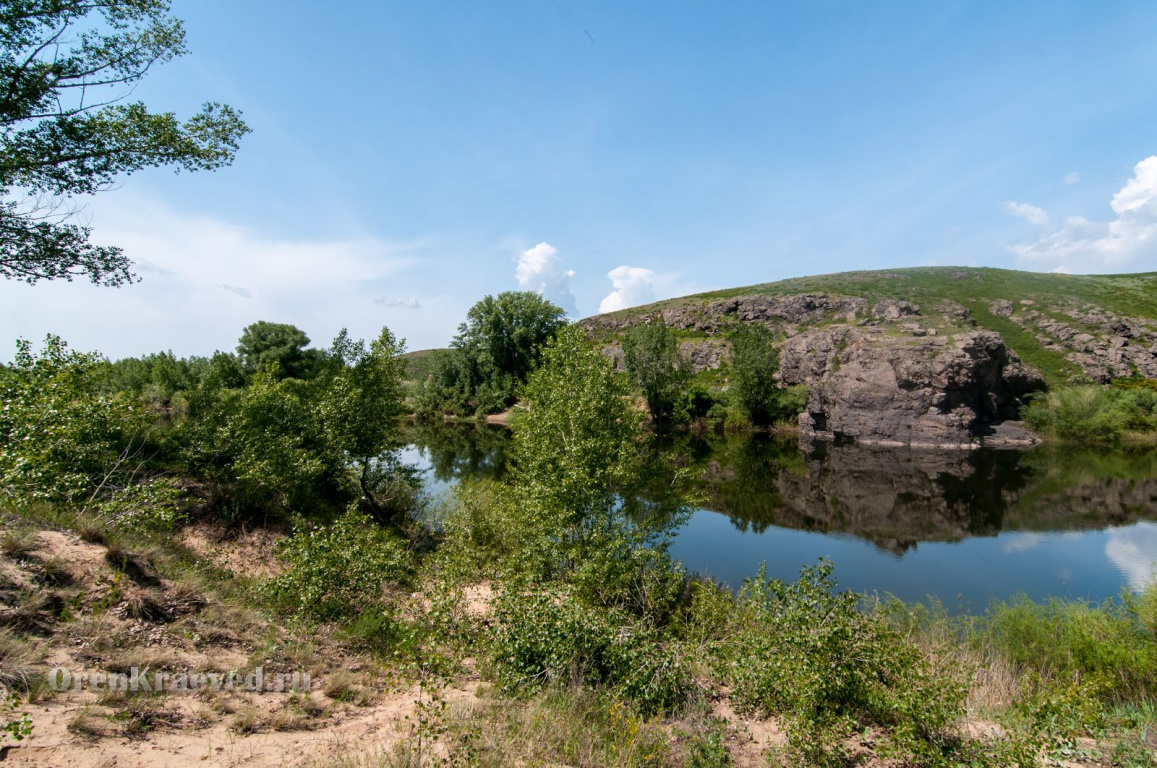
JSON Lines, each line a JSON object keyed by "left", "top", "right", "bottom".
{"left": 511, "top": 325, "right": 645, "bottom": 563}
{"left": 317, "top": 327, "right": 414, "bottom": 520}
{"left": 418, "top": 291, "right": 567, "bottom": 416}
{"left": 236, "top": 321, "right": 320, "bottom": 381}
{"left": 621, "top": 318, "right": 689, "bottom": 424}
{"left": 454, "top": 291, "right": 567, "bottom": 384}
{"left": 730, "top": 324, "right": 785, "bottom": 426}
{"left": 0, "top": 0, "right": 249, "bottom": 286}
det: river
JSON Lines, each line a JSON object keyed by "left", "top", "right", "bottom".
{"left": 402, "top": 423, "right": 1157, "bottom": 611}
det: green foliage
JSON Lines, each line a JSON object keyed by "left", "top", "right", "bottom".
{"left": 182, "top": 326, "right": 416, "bottom": 519}
{"left": 416, "top": 292, "right": 566, "bottom": 416}
{"left": 712, "top": 561, "right": 967, "bottom": 764}
{"left": 261, "top": 508, "right": 412, "bottom": 622}
{"left": 1024, "top": 385, "right": 1157, "bottom": 443}
{"left": 236, "top": 321, "right": 321, "bottom": 381}
{"left": 1113, "top": 377, "right": 1157, "bottom": 393}
{"left": 456, "top": 291, "right": 568, "bottom": 385}
{"left": 1, "top": 690, "right": 32, "bottom": 743}
{"left": 728, "top": 325, "right": 801, "bottom": 426}
{"left": 0, "top": 0, "right": 249, "bottom": 286}
{"left": 976, "top": 593, "right": 1157, "bottom": 702}
{"left": 509, "top": 325, "right": 649, "bottom": 569}
{"left": 101, "top": 476, "right": 186, "bottom": 532}
{"left": 0, "top": 335, "right": 146, "bottom": 509}
{"left": 621, "top": 319, "right": 690, "bottom": 423}
{"left": 490, "top": 586, "right": 691, "bottom": 717}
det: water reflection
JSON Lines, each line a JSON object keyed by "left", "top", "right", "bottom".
{"left": 402, "top": 423, "right": 1157, "bottom": 606}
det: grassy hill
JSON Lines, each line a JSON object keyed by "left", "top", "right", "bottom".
{"left": 588, "top": 267, "right": 1157, "bottom": 388}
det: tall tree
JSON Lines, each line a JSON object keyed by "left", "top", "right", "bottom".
{"left": 729, "top": 324, "right": 783, "bottom": 426}
{"left": 0, "top": 0, "right": 249, "bottom": 286}
{"left": 236, "top": 321, "right": 318, "bottom": 381}
{"left": 621, "top": 318, "right": 689, "bottom": 423}
{"left": 454, "top": 291, "right": 567, "bottom": 384}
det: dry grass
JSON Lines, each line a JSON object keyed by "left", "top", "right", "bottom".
{"left": 68, "top": 706, "right": 115, "bottom": 739}
{"left": 0, "top": 628, "right": 38, "bottom": 690}
{"left": 0, "top": 528, "right": 38, "bottom": 559}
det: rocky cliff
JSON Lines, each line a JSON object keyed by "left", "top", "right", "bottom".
{"left": 578, "top": 268, "right": 1157, "bottom": 449}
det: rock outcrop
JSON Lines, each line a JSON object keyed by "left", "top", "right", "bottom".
{"left": 1006, "top": 303, "right": 1157, "bottom": 382}
{"left": 782, "top": 329, "right": 1044, "bottom": 448}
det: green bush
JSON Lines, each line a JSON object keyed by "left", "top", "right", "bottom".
{"left": 976, "top": 594, "right": 1157, "bottom": 702}
{"left": 713, "top": 562, "right": 967, "bottom": 764}
{"left": 490, "top": 586, "right": 691, "bottom": 717}
{"left": 261, "top": 508, "right": 412, "bottom": 622}
{"left": 0, "top": 335, "right": 147, "bottom": 509}
{"left": 1024, "top": 385, "right": 1157, "bottom": 443}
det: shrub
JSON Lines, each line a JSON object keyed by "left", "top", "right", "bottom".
{"left": 261, "top": 508, "right": 412, "bottom": 622}
{"left": 1024, "top": 385, "right": 1157, "bottom": 443}
{"left": 0, "top": 335, "right": 147, "bottom": 509}
{"left": 714, "top": 562, "right": 967, "bottom": 764}
{"left": 621, "top": 319, "right": 689, "bottom": 424}
{"left": 976, "top": 594, "right": 1157, "bottom": 702}
{"left": 490, "top": 586, "right": 691, "bottom": 717}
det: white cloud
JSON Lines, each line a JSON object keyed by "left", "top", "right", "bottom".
{"left": 374, "top": 295, "right": 422, "bottom": 310}
{"left": 1004, "top": 201, "right": 1050, "bottom": 226}
{"left": 514, "top": 242, "right": 577, "bottom": 315}
{"left": 215, "top": 284, "right": 252, "bottom": 299}
{"left": 1011, "top": 156, "right": 1157, "bottom": 274}
{"left": 1105, "top": 522, "right": 1157, "bottom": 592}
{"left": 0, "top": 195, "right": 451, "bottom": 360}
{"left": 1064, "top": 172, "right": 1080, "bottom": 185}
{"left": 598, "top": 266, "right": 659, "bottom": 313}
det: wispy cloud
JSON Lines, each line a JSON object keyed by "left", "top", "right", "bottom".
{"left": 1064, "top": 172, "right": 1080, "bottom": 185}
{"left": 514, "top": 242, "right": 577, "bottom": 315}
{"left": 374, "top": 295, "right": 422, "bottom": 310}
{"left": 0, "top": 195, "right": 434, "bottom": 359}
{"left": 1010, "top": 156, "right": 1157, "bottom": 274}
{"left": 1004, "top": 201, "right": 1049, "bottom": 226}
{"left": 215, "top": 284, "right": 252, "bottom": 299}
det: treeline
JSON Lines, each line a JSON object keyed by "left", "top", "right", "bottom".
{"left": 0, "top": 322, "right": 415, "bottom": 529}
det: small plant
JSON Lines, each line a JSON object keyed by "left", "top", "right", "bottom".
{"left": 261, "top": 507, "right": 412, "bottom": 622}
{"left": 490, "top": 586, "right": 691, "bottom": 717}
{"left": 1, "top": 690, "right": 32, "bottom": 743}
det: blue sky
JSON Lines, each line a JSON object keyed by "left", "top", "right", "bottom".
{"left": 4, "top": 0, "right": 1157, "bottom": 359}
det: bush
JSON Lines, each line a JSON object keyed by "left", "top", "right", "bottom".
{"left": 0, "top": 336, "right": 147, "bottom": 509}
{"left": 490, "top": 586, "right": 691, "bottom": 717}
{"left": 713, "top": 562, "right": 967, "bottom": 764}
{"left": 261, "top": 508, "right": 412, "bottom": 622}
{"left": 621, "top": 319, "right": 689, "bottom": 423}
{"left": 976, "top": 593, "right": 1157, "bottom": 702}
{"left": 1024, "top": 385, "right": 1157, "bottom": 443}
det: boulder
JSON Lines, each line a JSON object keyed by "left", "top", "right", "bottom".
{"left": 784, "top": 329, "right": 1045, "bottom": 448}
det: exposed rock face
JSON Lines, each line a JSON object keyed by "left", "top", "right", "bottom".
{"left": 580, "top": 293, "right": 869, "bottom": 336}
{"left": 1007, "top": 304, "right": 1157, "bottom": 382}
{"left": 783, "top": 329, "right": 1045, "bottom": 448}
{"left": 580, "top": 291, "right": 1068, "bottom": 449}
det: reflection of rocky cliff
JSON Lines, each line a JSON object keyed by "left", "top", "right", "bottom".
{"left": 694, "top": 438, "right": 1157, "bottom": 554}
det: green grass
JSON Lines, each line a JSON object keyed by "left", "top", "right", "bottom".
{"left": 592, "top": 267, "right": 1157, "bottom": 388}
{"left": 399, "top": 348, "right": 446, "bottom": 383}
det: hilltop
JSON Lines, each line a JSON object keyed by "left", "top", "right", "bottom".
{"left": 583, "top": 267, "right": 1157, "bottom": 387}
{"left": 579, "top": 267, "right": 1157, "bottom": 448}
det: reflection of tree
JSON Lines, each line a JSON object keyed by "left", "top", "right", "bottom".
{"left": 402, "top": 422, "right": 510, "bottom": 483}
{"left": 653, "top": 432, "right": 803, "bottom": 534}
{"left": 404, "top": 423, "right": 1157, "bottom": 553}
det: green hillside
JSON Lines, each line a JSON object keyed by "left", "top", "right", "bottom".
{"left": 590, "top": 267, "right": 1157, "bottom": 387}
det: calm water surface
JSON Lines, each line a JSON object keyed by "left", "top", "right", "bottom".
{"left": 402, "top": 424, "right": 1157, "bottom": 610}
